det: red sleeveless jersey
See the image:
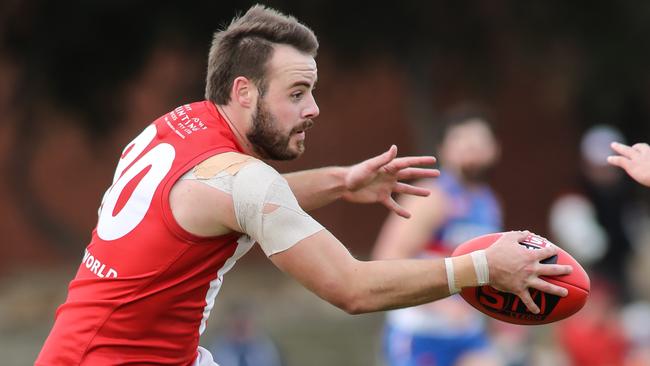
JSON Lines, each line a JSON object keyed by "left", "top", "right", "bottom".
{"left": 36, "top": 101, "right": 253, "bottom": 365}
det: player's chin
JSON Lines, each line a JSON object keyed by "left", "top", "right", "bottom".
{"left": 290, "top": 135, "right": 306, "bottom": 154}
{"left": 275, "top": 141, "right": 304, "bottom": 161}
{"left": 291, "top": 142, "right": 306, "bottom": 157}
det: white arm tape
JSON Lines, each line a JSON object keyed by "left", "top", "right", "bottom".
{"left": 444, "top": 249, "right": 489, "bottom": 294}
{"left": 444, "top": 257, "right": 460, "bottom": 294}
{"left": 232, "top": 162, "right": 324, "bottom": 256}
{"left": 470, "top": 250, "right": 489, "bottom": 285}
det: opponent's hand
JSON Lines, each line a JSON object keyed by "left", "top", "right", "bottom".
{"left": 485, "top": 231, "right": 573, "bottom": 314}
{"left": 342, "top": 145, "right": 439, "bottom": 218}
{"left": 608, "top": 142, "right": 650, "bottom": 187}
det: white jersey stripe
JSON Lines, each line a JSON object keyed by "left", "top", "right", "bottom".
{"left": 198, "top": 234, "right": 255, "bottom": 335}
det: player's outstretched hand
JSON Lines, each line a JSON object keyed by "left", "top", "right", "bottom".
{"left": 608, "top": 142, "right": 650, "bottom": 187}
{"left": 342, "top": 145, "right": 439, "bottom": 218}
{"left": 485, "top": 231, "right": 573, "bottom": 314}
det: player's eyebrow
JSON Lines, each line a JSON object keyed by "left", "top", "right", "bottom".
{"left": 290, "top": 77, "right": 317, "bottom": 89}
{"left": 290, "top": 81, "right": 313, "bottom": 89}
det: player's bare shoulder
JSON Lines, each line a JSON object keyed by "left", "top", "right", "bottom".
{"left": 170, "top": 152, "right": 321, "bottom": 255}
{"left": 169, "top": 152, "right": 265, "bottom": 237}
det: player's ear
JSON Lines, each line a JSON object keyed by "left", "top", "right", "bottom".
{"left": 232, "top": 76, "right": 256, "bottom": 109}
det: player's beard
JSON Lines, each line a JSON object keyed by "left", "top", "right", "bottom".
{"left": 247, "top": 97, "right": 312, "bottom": 160}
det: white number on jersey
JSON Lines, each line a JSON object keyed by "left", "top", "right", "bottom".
{"left": 97, "top": 125, "right": 175, "bottom": 240}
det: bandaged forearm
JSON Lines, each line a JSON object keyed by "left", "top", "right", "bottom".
{"left": 444, "top": 250, "right": 489, "bottom": 294}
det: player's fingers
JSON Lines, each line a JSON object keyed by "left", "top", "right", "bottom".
{"left": 385, "top": 156, "right": 437, "bottom": 171}
{"left": 536, "top": 263, "right": 573, "bottom": 277}
{"left": 396, "top": 167, "right": 440, "bottom": 180}
{"left": 383, "top": 197, "right": 410, "bottom": 218}
{"left": 610, "top": 142, "right": 637, "bottom": 158}
{"left": 517, "top": 290, "right": 540, "bottom": 314}
{"left": 394, "top": 182, "right": 430, "bottom": 197}
{"left": 366, "top": 145, "right": 398, "bottom": 172}
{"left": 528, "top": 277, "right": 569, "bottom": 297}
{"left": 607, "top": 155, "right": 631, "bottom": 170}
{"left": 531, "top": 244, "right": 559, "bottom": 261}
{"left": 500, "top": 230, "right": 531, "bottom": 244}
{"left": 632, "top": 142, "right": 650, "bottom": 152}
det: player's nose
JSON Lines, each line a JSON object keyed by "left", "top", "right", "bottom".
{"left": 303, "top": 95, "right": 319, "bottom": 119}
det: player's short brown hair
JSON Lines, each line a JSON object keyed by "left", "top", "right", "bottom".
{"left": 205, "top": 5, "right": 319, "bottom": 104}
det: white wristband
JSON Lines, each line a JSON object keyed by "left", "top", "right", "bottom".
{"left": 444, "top": 257, "right": 460, "bottom": 294}
{"left": 470, "top": 249, "right": 489, "bottom": 286}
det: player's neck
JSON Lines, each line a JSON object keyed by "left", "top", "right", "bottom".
{"left": 216, "top": 104, "right": 259, "bottom": 158}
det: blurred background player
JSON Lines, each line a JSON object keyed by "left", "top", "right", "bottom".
{"left": 609, "top": 140, "right": 650, "bottom": 366}
{"left": 549, "top": 126, "right": 650, "bottom": 365}
{"left": 555, "top": 278, "right": 629, "bottom": 366}
{"left": 208, "top": 301, "right": 283, "bottom": 366}
{"left": 547, "top": 125, "right": 632, "bottom": 366}
{"left": 373, "top": 106, "right": 510, "bottom": 366}
{"left": 549, "top": 125, "right": 636, "bottom": 301}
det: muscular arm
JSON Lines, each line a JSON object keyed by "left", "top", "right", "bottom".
{"left": 270, "top": 230, "right": 450, "bottom": 314}
{"left": 283, "top": 146, "right": 439, "bottom": 217}
{"left": 283, "top": 167, "right": 348, "bottom": 212}
{"left": 173, "top": 154, "right": 570, "bottom": 315}
{"left": 271, "top": 230, "right": 572, "bottom": 314}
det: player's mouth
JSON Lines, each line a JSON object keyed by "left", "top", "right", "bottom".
{"left": 292, "top": 119, "right": 314, "bottom": 135}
